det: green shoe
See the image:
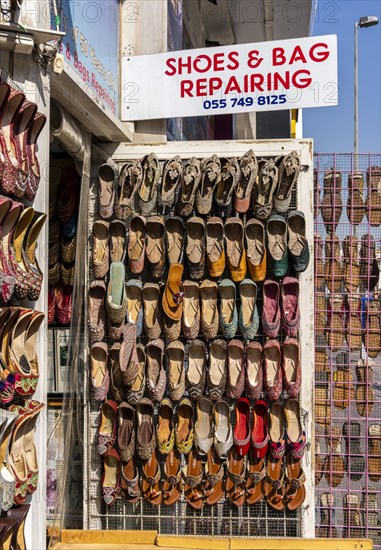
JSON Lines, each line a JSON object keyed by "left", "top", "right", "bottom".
{"left": 288, "top": 211, "right": 310, "bottom": 273}
{"left": 267, "top": 214, "right": 288, "bottom": 278}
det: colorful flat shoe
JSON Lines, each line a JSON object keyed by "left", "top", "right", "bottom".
{"left": 262, "top": 279, "right": 281, "bottom": 338}
{"left": 280, "top": 276, "right": 300, "bottom": 337}
{"left": 109, "top": 220, "right": 126, "bottom": 263}
{"left": 136, "top": 398, "right": 156, "bottom": 461}
{"left": 246, "top": 341, "right": 263, "bottom": 400}
{"left": 287, "top": 210, "right": 310, "bottom": 273}
{"left": 235, "top": 149, "right": 258, "bottom": 213}
{"left": 214, "top": 157, "right": 240, "bottom": 217}
{"left": 207, "top": 339, "right": 227, "bottom": 400}
{"left": 274, "top": 151, "right": 300, "bottom": 212}
{"left": 245, "top": 218, "right": 266, "bottom": 282}
{"left": 239, "top": 279, "right": 259, "bottom": 340}
{"left": 126, "top": 279, "right": 143, "bottom": 336}
{"left": 125, "top": 343, "right": 146, "bottom": 406}
{"left": 227, "top": 339, "right": 245, "bottom": 399}
{"left": 102, "top": 448, "right": 121, "bottom": 506}
{"left": 182, "top": 280, "right": 200, "bottom": 340}
{"left": 142, "top": 282, "right": 162, "bottom": 340}
{"left": 213, "top": 398, "right": 233, "bottom": 459}
{"left": 117, "top": 402, "right": 135, "bottom": 463}
{"left": 186, "top": 216, "right": 205, "bottom": 280}
{"left": 88, "top": 280, "right": 106, "bottom": 343}
{"left": 90, "top": 342, "right": 109, "bottom": 402}
{"left": 186, "top": 340, "right": 206, "bottom": 401}
{"left": 253, "top": 158, "right": 278, "bottom": 221}
{"left": 175, "top": 397, "right": 194, "bottom": 455}
{"left": 146, "top": 215, "right": 166, "bottom": 279}
{"left": 251, "top": 399, "right": 269, "bottom": 459}
{"left": 218, "top": 279, "right": 238, "bottom": 339}
{"left": 194, "top": 396, "right": 213, "bottom": 456}
{"left": 200, "top": 279, "right": 219, "bottom": 338}
{"left": 25, "top": 112, "right": 47, "bottom": 201}
{"left": 106, "top": 261, "right": 127, "bottom": 325}
{"left": 162, "top": 263, "right": 184, "bottom": 322}
{"left": 282, "top": 338, "right": 301, "bottom": 398}
{"left": 146, "top": 339, "right": 166, "bottom": 402}
{"left": 97, "top": 400, "right": 118, "bottom": 456}
{"left": 92, "top": 221, "right": 110, "bottom": 279}
{"left": 127, "top": 215, "right": 146, "bottom": 274}
{"left": 177, "top": 157, "right": 201, "bottom": 217}
{"left": 225, "top": 217, "right": 247, "bottom": 282}
{"left": 167, "top": 340, "right": 185, "bottom": 402}
{"left": 267, "top": 214, "right": 288, "bottom": 278}
{"left": 263, "top": 339, "right": 282, "bottom": 401}
{"left": 157, "top": 398, "right": 175, "bottom": 455}
{"left": 114, "top": 160, "right": 142, "bottom": 220}
{"left": 233, "top": 397, "right": 250, "bottom": 457}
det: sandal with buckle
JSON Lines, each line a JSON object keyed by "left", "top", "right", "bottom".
{"left": 284, "top": 398, "right": 306, "bottom": 510}
{"left": 183, "top": 449, "right": 204, "bottom": 509}
{"left": 245, "top": 449, "right": 266, "bottom": 505}
{"left": 162, "top": 448, "right": 182, "bottom": 506}
{"left": 142, "top": 449, "right": 162, "bottom": 506}
{"left": 264, "top": 401, "right": 286, "bottom": 510}
{"left": 226, "top": 449, "right": 246, "bottom": 506}
{"left": 204, "top": 448, "right": 225, "bottom": 505}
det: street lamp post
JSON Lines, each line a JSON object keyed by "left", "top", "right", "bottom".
{"left": 354, "top": 16, "right": 379, "bottom": 166}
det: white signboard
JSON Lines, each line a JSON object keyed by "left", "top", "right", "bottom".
{"left": 122, "top": 35, "right": 338, "bottom": 121}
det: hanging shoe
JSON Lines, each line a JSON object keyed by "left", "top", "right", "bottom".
{"left": 227, "top": 339, "right": 245, "bottom": 399}
{"left": 106, "top": 261, "right": 127, "bottom": 325}
{"left": 109, "top": 220, "right": 126, "bottom": 263}
{"left": 9, "top": 206, "right": 34, "bottom": 300}
{"left": 97, "top": 400, "right": 118, "bottom": 456}
{"left": 142, "top": 282, "right": 162, "bottom": 340}
{"left": 262, "top": 279, "right": 280, "bottom": 338}
{"left": 90, "top": 342, "right": 109, "bottom": 402}
{"left": 252, "top": 158, "right": 279, "bottom": 221}
{"left": 196, "top": 154, "right": 221, "bottom": 215}
{"left": 92, "top": 220, "right": 110, "bottom": 279}
{"left": 117, "top": 402, "right": 136, "bottom": 463}
{"left": 146, "top": 339, "right": 166, "bottom": 402}
{"left": 167, "top": 340, "right": 185, "bottom": 402}
{"left": 102, "top": 448, "right": 121, "bottom": 506}
{"left": 177, "top": 157, "right": 201, "bottom": 217}
{"left": 321, "top": 168, "right": 342, "bottom": 233}
{"left": 287, "top": 210, "right": 310, "bottom": 273}
{"left": 274, "top": 151, "right": 300, "bottom": 212}
{"left": 207, "top": 339, "right": 227, "bottom": 400}
{"left": 263, "top": 339, "right": 282, "bottom": 401}
{"left": 186, "top": 216, "right": 205, "bottom": 280}
{"left": 234, "top": 149, "right": 257, "bottom": 213}
{"left": 186, "top": 340, "right": 206, "bottom": 401}
{"left": 239, "top": 279, "right": 259, "bottom": 340}
{"left": 0, "top": 88, "right": 25, "bottom": 197}
{"left": 98, "top": 163, "right": 116, "bottom": 220}
{"left": 245, "top": 218, "right": 266, "bottom": 283}
{"left": 342, "top": 235, "right": 360, "bottom": 292}
{"left": 267, "top": 214, "right": 288, "bottom": 278}
{"left": 200, "top": 279, "right": 219, "bottom": 339}
{"left": 146, "top": 216, "right": 166, "bottom": 279}
{"left": 24, "top": 112, "right": 47, "bottom": 201}
{"left": 182, "top": 280, "right": 200, "bottom": 340}
{"left": 88, "top": 280, "right": 106, "bottom": 343}
{"left": 138, "top": 153, "right": 160, "bottom": 215}
{"left": 13, "top": 100, "right": 37, "bottom": 199}
{"left": 214, "top": 157, "right": 240, "bottom": 217}
{"left": 127, "top": 215, "right": 146, "bottom": 274}
{"left": 205, "top": 216, "right": 225, "bottom": 278}
{"left": 165, "top": 216, "right": 184, "bottom": 265}
{"left": 225, "top": 217, "right": 246, "bottom": 282}
{"left": 125, "top": 279, "right": 143, "bottom": 337}
{"left": 347, "top": 171, "right": 365, "bottom": 225}
{"left": 162, "top": 263, "right": 184, "bottom": 322}
{"left": 114, "top": 160, "right": 142, "bottom": 220}
{"left": 366, "top": 166, "right": 381, "bottom": 227}
{"left": 245, "top": 341, "right": 263, "bottom": 400}
{"left": 23, "top": 212, "right": 47, "bottom": 301}
{"left": 218, "top": 279, "right": 238, "bottom": 339}
{"left": 159, "top": 156, "right": 183, "bottom": 212}
{"left": 280, "top": 276, "right": 300, "bottom": 337}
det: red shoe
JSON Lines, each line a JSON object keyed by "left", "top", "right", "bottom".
{"left": 56, "top": 284, "right": 72, "bottom": 326}
{"left": 48, "top": 285, "right": 56, "bottom": 325}
{"left": 233, "top": 397, "right": 251, "bottom": 457}
{"left": 251, "top": 400, "right": 269, "bottom": 459}
{"left": 282, "top": 338, "right": 301, "bottom": 397}
{"left": 280, "top": 277, "right": 300, "bottom": 337}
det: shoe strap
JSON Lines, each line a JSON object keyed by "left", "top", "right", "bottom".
{"left": 265, "top": 468, "right": 285, "bottom": 491}
{"left": 163, "top": 462, "right": 181, "bottom": 486}
{"left": 205, "top": 463, "right": 224, "bottom": 487}
{"left": 121, "top": 467, "right": 140, "bottom": 498}
{"left": 157, "top": 428, "right": 175, "bottom": 455}
{"left": 142, "top": 462, "right": 161, "bottom": 486}
{"left": 269, "top": 439, "right": 286, "bottom": 459}
{"left": 176, "top": 428, "right": 194, "bottom": 455}
{"left": 182, "top": 464, "right": 203, "bottom": 488}
{"left": 285, "top": 468, "right": 306, "bottom": 499}
{"left": 227, "top": 459, "right": 246, "bottom": 487}
{"left": 247, "top": 463, "right": 266, "bottom": 485}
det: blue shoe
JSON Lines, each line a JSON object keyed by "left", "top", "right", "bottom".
{"left": 239, "top": 279, "right": 259, "bottom": 341}
{"left": 218, "top": 279, "right": 238, "bottom": 339}
{"left": 126, "top": 279, "right": 143, "bottom": 336}
{"left": 62, "top": 215, "right": 77, "bottom": 238}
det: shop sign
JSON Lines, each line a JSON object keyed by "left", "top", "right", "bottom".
{"left": 122, "top": 34, "right": 338, "bottom": 121}
{"left": 52, "top": 0, "right": 119, "bottom": 116}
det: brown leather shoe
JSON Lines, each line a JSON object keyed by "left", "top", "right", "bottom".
{"left": 186, "top": 216, "right": 205, "bottom": 280}
{"left": 146, "top": 216, "right": 165, "bottom": 279}
{"left": 127, "top": 215, "right": 145, "bottom": 274}
{"left": 206, "top": 217, "right": 225, "bottom": 278}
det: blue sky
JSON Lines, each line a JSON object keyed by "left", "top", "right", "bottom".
{"left": 303, "top": 0, "right": 381, "bottom": 153}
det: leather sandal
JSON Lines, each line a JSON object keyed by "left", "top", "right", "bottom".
{"left": 246, "top": 449, "right": 266, "bottom": 505}
{"left": 142, "top": 449, "right": 162, "bottom": 506}
{"left": 226, "top": 448, "right": 246, "bottom": 506}
{"left": 204, "top": 448, "right": 225, "bottom": 505}
{"left": 284, "top": 398, "right": 306, "bottom": 510}
{"left": 162, "top": 448, "right": 182, "bottom": 505}
{"left": 183, "top": 449, "right": 204, "bottom": 509}
{"left": 264, "top": 401, "right": 286, "bottom": 510}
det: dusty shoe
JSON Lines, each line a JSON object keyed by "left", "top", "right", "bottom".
{"left": 287, "top": 211, "right": 310, "bottom": 273}
{"left": 274, "top": 151, "right": 300, "bottom": 212}
{"left": 253, "top": 158, "right": 278, "bottom": 221}
{"left": 342, "top": 235, "right": 360, "bottom": 292}
{"left": 267, "top": 215, "right": 288, "bottom": 278}
{"left": 127, "top": 215, "right": 146, "bottom": 274}
{"left": 234, "top": 149, "right": 257, "bottom": 213}
{"left": 114, "top": 160, "right": 142, "bottom": 220}
{"left": 138, "top": 153, "right": 160, "bottom": 215}
{"left": 98, "top": 163, "right": 116, "bottom": 220}
{"left": 321, "top": 168, "right": 342, "bottom": 233}
{"left": 196, "top": 154, "right": 221, "bottom": 215}
{"left": 177, "top": 157, "right": 201, "bottom": 217}
{"left": 160, "top": 156, "right": 183, "bottom": 211}
{"left": 214, "top": 157, "right": 240, "bottom": 216}
{"left": 366, "top": 166, "right": 381, "bottom": 227}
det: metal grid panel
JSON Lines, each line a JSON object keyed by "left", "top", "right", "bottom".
{"left": 85, "top": 140, "right": 314, "bottom": 537}
{"left": 314, "top": 153, "right": 381, "bottom": 547}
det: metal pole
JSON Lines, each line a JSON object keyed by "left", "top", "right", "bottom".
{"left": 354, "top": 21, "right": 359, "bottom": 168}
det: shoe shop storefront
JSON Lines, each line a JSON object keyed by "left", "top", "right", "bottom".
{"left": 0, "top": 1, "right": 379, "bottom": 550}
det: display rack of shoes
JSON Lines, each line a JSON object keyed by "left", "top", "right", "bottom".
{"left": 0, "top": 78, "right": 47, "bottom": 542}
{"left": 84, "top": 141, "right": 314, "bottom": 539}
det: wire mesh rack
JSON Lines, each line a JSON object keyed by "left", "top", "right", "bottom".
{"left": 314, "top": 153, "right": 381, "bottom": 547}
{"left": 84, "top": 141, "right": 314, "bottom": 538}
